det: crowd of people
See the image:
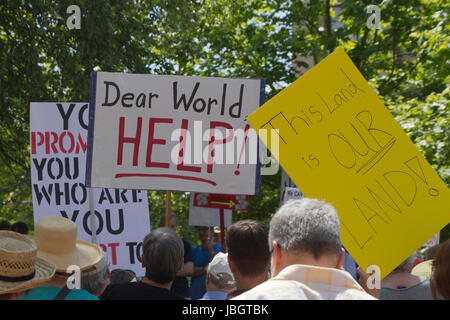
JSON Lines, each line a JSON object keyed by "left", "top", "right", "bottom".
{"left": 0, "top": 198, "right": 448, "bottom": 300}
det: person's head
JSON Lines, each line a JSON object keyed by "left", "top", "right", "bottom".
{"left": 0, "top": 220, "right": 11, "bottom": 231}
{"left": 159, "top": 214, "right": 177, "bottom": 231}
{"left": 0, "top": 231, "right": 55, "bottom": 300}
{"left": 196, "top": 226, "right": 213, "bottom": 244}
{"left": 142, "top": 227, "right": 184, "bottom": 285}
{"left": 11, "top": 221, "right": 29, "bottom": 235}
{"left": 226, "top": 220, "right": 270, "bottom": 281}
{"left": 425, "top": 244, "right": 441, "bottom": 261}
{"left": 81, "top": 252, "right": 110, "bottom": 297}
{"left": 110, "top": 269, "right": 136, "bottom": 285}
{"left": 213, "top": 227, "right": 221, "bottom": 243}
{"left": 269, "top": 198, "right": 344, "bottom": 276}
{"left": 34, "top": 216, "right": 103, "bottom": 273}
{"left": 431, "top": 239, "right": 450, "bottom": 300}
{"left": 206, "top": 253, "right": 235, "bottom": 293}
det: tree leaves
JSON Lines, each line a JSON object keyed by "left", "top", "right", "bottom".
{"left": 0, "top": 0, "right": 448, "bottom": 243}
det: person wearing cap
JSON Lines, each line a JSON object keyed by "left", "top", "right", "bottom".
{"left": 410, "top": 243, "right": 442, "bottom": 279}
{"left": 20, "top": 216, "right": 103, "bottom": 300}
{"left": 0, "top": 231, "right": 55, "bottom": 300}
{"left": 200, "top": 252, "right": 236, "bottom": 300}
{"left": 81, "top": 252, "right": 110, "bottom": 297}
{"left": 213, "top": 226, "right": 221, "bottom": 244}
{"left": 100, "top": 227, "right": 185, "bottom": 300}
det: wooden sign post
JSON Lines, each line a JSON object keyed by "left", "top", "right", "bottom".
{"left": 219, "top": 208, "right": 226, "bottom": 253}
{"left": 165, "top": 190, "right": 172, "bottom": 228}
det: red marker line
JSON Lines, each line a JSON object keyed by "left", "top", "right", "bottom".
{"left": 235, "top": 124, "right": 251, "bottom": 176}
{"left": 114, "top": 173, "right": 217, "bottom": 186}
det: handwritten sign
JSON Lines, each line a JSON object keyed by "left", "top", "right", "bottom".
{"left": 247, "top": 47, "right": 450, "bottom": 278}
{"left": 86, "top": 72, "right": 264, "bottom": 195}
{"left": 282, "top": 187, "right": 304, "bottom": 204}
{"left": 189, "top": 194, "right": 232, "bottom": 227}
{"left": 30, "top": 102, "right": 150, "bottom": 276}
{"left": 281, "top": 169, "right": 298, "bottom": 203}
{"left": 193, "top": 193, "right": 249, "bottom": 211}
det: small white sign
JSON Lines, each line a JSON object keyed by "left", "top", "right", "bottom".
{"left": 188, "top": 194, "right": 232, "bottom": 227}
{"left": 282, "top": 187, "right": 304, "bottom": 204}
{"left": 86, "top": 72, "right": 264, "bottom": 194}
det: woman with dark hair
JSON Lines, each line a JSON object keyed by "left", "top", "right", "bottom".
{"left": 0, "top": 220, "right": 11, "bottom": 231}
{"left": 431, "top": 239, "right": 450, "bottom": 300}
{"left": 11, "top": 221, "right": 29, "bottom": 234}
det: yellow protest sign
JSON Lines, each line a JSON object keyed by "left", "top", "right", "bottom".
{"left": 248, "top": 47, "right": 450, "bottom": 278}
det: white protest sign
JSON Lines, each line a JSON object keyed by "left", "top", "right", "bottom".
{"left": 30, "top": 102, "right": 150, "bottom": 276}
{"left": 282, "top": 187, "right": 304, "bottom": 204}
{"left": 86, "top": 72, "right": 264, "bottom": 194}
{"left": 280, "top": 168, "right": 298, "bottom": 202}
{"left": 188, "top": 194, "right": 232, "bottom": 227}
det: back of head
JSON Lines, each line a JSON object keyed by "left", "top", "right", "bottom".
{"left": 110, "top": 269, "right": 136, "bottom": 285}
{"left": 159, "top": 214, "right": 176, "bottom": 229}
{"left": 81, "top": 252, "right": 109, "bottom": 295}
{"left": 431, "top": 239, "right": 450, "bottom": 300}
{"left": 11, "top": 221, "right": 29, "bottom": 235}
{"left": 0, "top": 230, "right": 56, "bottom": 298}
{"left": 0, "top": 220, "right": 11, "bottom": 231}
{"left": 226, "top": 220, "right": 270, "bottom": 277}
{"left": 207, "top": 253, "right": 235, "bottom": 291}
{"left": 142, "top": 227, "right": 184, "bottom": 284}
{"left": 425, "top": 244, "right": 441, "bottom": 261}
{"left": 269, "top": 198, "right": 342, "bottom": 261}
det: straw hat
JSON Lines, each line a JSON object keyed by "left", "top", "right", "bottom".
{"left": 0, "top": 231, "right": 56, "bottom": 294}
{"left": 34, "top": 216, "right": 102, "bottom": 272}
{"left": 411, "top": 259, "right": 434, "bottom": 278}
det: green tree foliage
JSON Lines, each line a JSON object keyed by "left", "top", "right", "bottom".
{"left": 0, "top": 0, "right": 448, "bottom": 243}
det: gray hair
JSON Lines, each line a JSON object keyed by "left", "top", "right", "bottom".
{"left": 110, "top": 269, "right": 136, "bottom": 285}
{"left": 269, "top": 198, "right": 342, "bottom": 259}
{"left": 143, "top": 227, "right": 184, "bottom": 284}
{"left": 81, "top": 252, "right": 109, "bottom": 294}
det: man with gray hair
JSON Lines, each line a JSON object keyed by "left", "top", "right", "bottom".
{"left": 100, "top": 227, "right": 185, "bottom": 300}
{"left": 234, "top": 198, "right": 375, "bottom": 300}
{"left": 81, "top": 252, "right": 110, "bottom": 297}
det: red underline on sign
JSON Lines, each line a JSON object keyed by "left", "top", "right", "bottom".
{"left": 114, "top": 173, "right": 217, "bottom": 186}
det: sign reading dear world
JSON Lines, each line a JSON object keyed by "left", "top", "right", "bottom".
{"left": 86, "top": 72, "right": 264, "bottom": 194}
{"left": 247, "top": 47, "right": 450, "bottom": 278}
